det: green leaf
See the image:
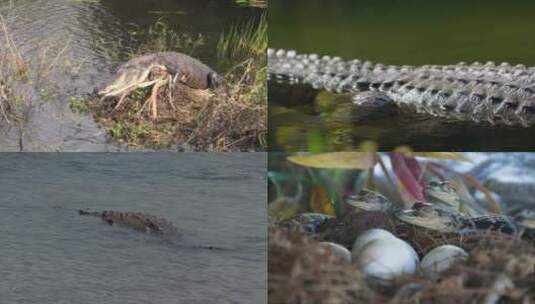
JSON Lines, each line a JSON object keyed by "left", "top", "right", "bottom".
{"left": 287, "top": 152, "right": 377, "bottom": 169}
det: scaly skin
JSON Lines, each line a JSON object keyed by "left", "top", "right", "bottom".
{"left": 396, "top": 202, "right": 517, "bottom": 234}
{"left": 268, "top": 48, "right": 535, "bottom": 127}
{"left": 344, "top": 189, "right": 392, "bottom": 212}
{"left": 115, "top": 52, "right": 223, "bottom": 90}
{"left": 342, "top": 184, "right": 519, "bottom": 234}
{"left": 78, "top": 209, "right": 177, "bottom": 235}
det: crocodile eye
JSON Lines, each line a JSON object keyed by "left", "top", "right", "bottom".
{"left": 413, "top": 201, "right": 427, "bottom": 209}
{"left": 428, "top": 181, "right": 439, "bottom": 188}
{"left": 440, "top": 181, "right": 454, "bottom": 191}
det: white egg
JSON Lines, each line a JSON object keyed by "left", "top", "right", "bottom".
{"left": 318, "top": 242, "right": 351, "bottom": 262}
{"left": 352, "top": 229, "right": 419, "bottom": 280}
{"left": 351, "top": 228, "right": 397, "bottom": 260}
{"left": 420, "top": 245, "right": 468, "bottom": 280}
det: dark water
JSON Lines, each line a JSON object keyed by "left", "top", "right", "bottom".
{"left": 0, "top": 0, "right": 261, "bottom": 151}
{"left": 0, "top": 153, "right": 267, "bottom": 304}
{"left": 269, "top": 0, "right": 535, "bottom": 151}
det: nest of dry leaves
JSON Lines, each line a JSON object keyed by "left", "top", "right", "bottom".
{"left": 90, "top": 72, "right": 265, "bottom": 151}
{"left": 269, "top": 212, "right": 535, "bottom": 304}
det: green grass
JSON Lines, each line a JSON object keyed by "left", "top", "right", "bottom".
{"left": 217, "top": 13, "right": 267, "bottom": 68}
{"left": 90, "top": 15, "right": 267, "bottom": 151}
{"left": 68, "top": 96, "right": 90, "bottom": 114}
{"left": 234, "top": 0, "right": 267, "bottom": 8}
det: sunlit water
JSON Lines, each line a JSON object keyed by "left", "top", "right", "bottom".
{"left": 269, "top": 0, "right": 535, "bottom": 151}
{"left": 0, "top": 0, "right": 261, "bottom": 151}
{"left": 0, "top": 153, "right": 267, "bottom": 304}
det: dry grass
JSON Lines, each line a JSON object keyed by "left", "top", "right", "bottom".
{"left": 0, "top": 14, "right": 31, "bottom": 130}
{"left": 0, "top": 12, "right": 78, "bottom": 151}
{"left": 269, "top": 212, "right": 535, "bottom": 304}
{"left": 87, "top": 16, "right": 266, "bottom": 151}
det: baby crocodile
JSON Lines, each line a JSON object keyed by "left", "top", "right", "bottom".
{"left": 396, "top": 202, "right": 517, "bottom": 234}
{"left": 269, "top": 48, "right": 535, "bottom": 127}
{"left": 344, "top": 184, "right": 519, "bottom": 234}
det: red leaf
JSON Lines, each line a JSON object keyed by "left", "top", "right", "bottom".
{"left": 388, "top": 152, "right": 424, "bottom": 201}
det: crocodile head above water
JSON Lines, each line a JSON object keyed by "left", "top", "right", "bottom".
{"left": 78, "top": 209, "right": 177, "bottom": 235}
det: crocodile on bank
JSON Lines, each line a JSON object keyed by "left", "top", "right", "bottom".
{"left": 268, "top": 48, "right": 535, "bottom": 127}
{"left": 99, "top": 52, "right": 224, "bottom": 119}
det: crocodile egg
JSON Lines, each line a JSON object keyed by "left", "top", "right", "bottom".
{"left": 351, "top": 228, "right": 397, "bottom": 259}
{"left": 420, "top": 245, "right": 468, "bottom": 280}
{"left": 352, "top": 229, "right": 419, "bottom": 280}
{"left": 319, "top": 242, "right": 351, "bottom": 262}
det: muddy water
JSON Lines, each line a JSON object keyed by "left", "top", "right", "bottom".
{"left": 0, "top": 153, "right": 267, "bottom": 303}
{"left": 0, "top": 0, "right": 261, "bottom": 151}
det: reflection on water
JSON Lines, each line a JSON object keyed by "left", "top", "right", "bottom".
{"left": 269, "top": 0, "right": 535, "bottom": 151}
{"left": 0, "top": 0, "right": 261, "bottom": 151}
{"left": 0, "top": 153, "right": 267, "bottom": 304}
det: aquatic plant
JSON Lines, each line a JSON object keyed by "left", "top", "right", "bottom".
{"left": 268, "top": 152, "right": 500, "bottom": 219}
{"left": 234, "top": 0, "right": 267, "bottom": 8}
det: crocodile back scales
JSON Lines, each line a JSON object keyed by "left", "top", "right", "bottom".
{"left": 268, "top": 48, "right": 535, "bottom": 126}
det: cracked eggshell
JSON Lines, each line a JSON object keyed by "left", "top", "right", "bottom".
{"left": 352, "top": 229, "right": 419, "bottom": 280}
{"left": 319, "top": 242, "right": 351, "bottom": 262}
{"left": 420, "top": 245, "right": 468, "bottom": 280}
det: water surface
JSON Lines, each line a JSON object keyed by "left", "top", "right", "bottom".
{"left": 269, "top": 0, "right": 535, "bottom": 151}
{"left": 0, "top": 153, "right": 267, "bottom": 304}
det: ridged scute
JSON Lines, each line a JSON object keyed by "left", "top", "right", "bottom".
{"left": 268, "top": 48, "right": 535, "bottom": 126}
{"left": 79, "top": 209, "right": 178, "bottom": 235}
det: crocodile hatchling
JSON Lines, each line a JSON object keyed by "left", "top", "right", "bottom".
{"left": 343, "top": 183, "right": 523, "bottom": 235}
{"left": 268, "top": 48, "right": 535, "bottom": 127}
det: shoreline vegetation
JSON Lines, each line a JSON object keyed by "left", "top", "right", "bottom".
{"left": 0, "top": 14, "right": 80, "bottom": 151}
{"left": 1, "top": 3, "right": 266, "bottom": 151}
{"left": 81, "top": 15, "right": 267, "bottom": 151}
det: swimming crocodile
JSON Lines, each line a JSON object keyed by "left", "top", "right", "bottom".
{"left": 268, "top": 48, "right": 535, "bottom": 127}
{"left": 78, "top": 209, "right": 178, "bottom": 235}
{"left": 78, "top": 209, "right": 225, "bottom": 250}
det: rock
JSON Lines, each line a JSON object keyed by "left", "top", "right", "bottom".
{"left": 420, "top": 245, "right": 468, "bottom": 280}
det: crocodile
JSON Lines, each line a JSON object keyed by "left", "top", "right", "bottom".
{"left": 268, "top": 48, "right": 535, "bottom": 127}
{"left": 78, "top": 209, "right": 225, "bottom": 250}
{"left": 343, "top": 183, "right": 522, "bottom": 235}
{"left": 78, "top": 209, "right": 178, "bottom": 235}
{"left": 396, "top": 202, "right": 518, "bottom": 234}
{"left": 99, "top": 52, "right": 224, "bottom": 119}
